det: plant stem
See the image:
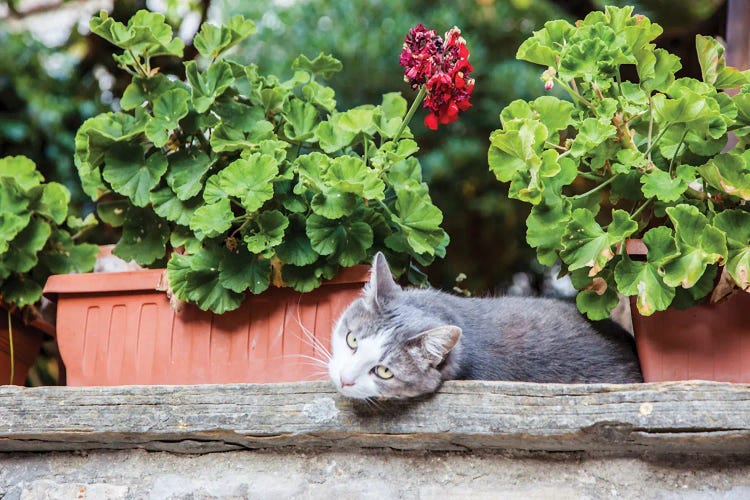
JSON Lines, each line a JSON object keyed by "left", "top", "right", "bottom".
{"left": 128, "top": 49, "right": 149, "bottom": 77}
{"left": 554, "top": 77, "right": 596, "bottom": 111}
{"left": 578, "top": 172, "right": 605, "bottom": 181}
{"left": 377, "top": 199, "right": 396, "bottom": 218}
{"left": 645, "top": 122, "right": 672, "bottom": 156}
{"left": 669, "top": 129, "right": 689, "bottom": 175}
{"left": 573, "top": 174, "right": 619, "bottom": 199}
{"left": 545, "top": 141, "right": 568, "bottom": 152}
{"left": 393, "top": 85, "right": 427, "bottom": 143}
{"left": 7, "top": 309, "right": 13, "bottom": 385}
{"left": 647, "top": 97, "right": 654, "bottom": 161}
{"left": 631, "top": 197, "right": 655, "bottom": 220}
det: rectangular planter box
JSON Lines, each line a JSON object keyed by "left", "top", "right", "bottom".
{"left": 43, "top": 267, "right": 368, "bottom": 386}
{"left": 631, "top": 291, "right": 750, "bottom": 382}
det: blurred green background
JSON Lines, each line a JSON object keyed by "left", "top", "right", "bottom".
{"left": 0, "top": 0, "right": 728, "bottom": 297}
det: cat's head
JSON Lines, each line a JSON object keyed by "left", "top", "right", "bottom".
{"left": 328, "top": 252, "right": 461, "bottom": 399}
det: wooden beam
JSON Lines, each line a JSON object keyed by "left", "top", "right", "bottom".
{"left": 1, "top": 381, "right": 749, "bottom": 455}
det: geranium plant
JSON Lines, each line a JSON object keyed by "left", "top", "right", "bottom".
{"left": 488, "top": 6, "right": 750, "bottom": 320}
{"left": 75, "top": 11, "right": 458, "bottom": 314}
{"left": 0, "top": 155, "right": 98, "bottom": 316}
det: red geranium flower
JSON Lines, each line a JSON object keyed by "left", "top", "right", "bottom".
{"left": 399, "top": 25, "right": 474, "bottom": 130}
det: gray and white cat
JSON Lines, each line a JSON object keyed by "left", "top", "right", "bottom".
{"left": 328, "top": 253, "right": 643, "bottom": 399}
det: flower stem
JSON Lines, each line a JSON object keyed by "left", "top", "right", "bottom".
{"left": 394, "top": 85, "right": 427, "bottom": 142}
{"left": 554, "top": 77, "right": 596, "bottom": 112}
{"left": 7, "top": 309, "right": 13, "bottom": 385}
{"left": 645, "top": 122, "right": 672, "bottom": 156}
{"left": 573, "top": 174, "right": 619, "bottom": 200}
{"left": 669, "top": 129, "right": 689, "bottom": 175}
{"left": 631, "top": 197, "right": 655, "bottom": 220}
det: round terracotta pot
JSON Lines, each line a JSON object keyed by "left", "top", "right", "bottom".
{"left": 627, "top": 239, "right": 750, "bottom": 382}
{"left": 43, "top": 266, "right": 369, "bottom": 386}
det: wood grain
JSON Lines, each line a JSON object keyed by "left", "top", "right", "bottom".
{"left": 1, "top": 380, "right": 749, "bottom": 455}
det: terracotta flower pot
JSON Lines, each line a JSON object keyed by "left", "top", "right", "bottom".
{"left": 626, "top": 239, "right": 750, "bottom": 382}
{"left": 0, "top": 308, "right": 54, "bottom": 386}
{"left": 43, "top": 266, "right": 369, "bottom": 386}
{"left": 631, "top": 292, "right": 750, "bottom": 382}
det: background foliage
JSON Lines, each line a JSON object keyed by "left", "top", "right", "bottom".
{"left": 0, "top": 0, "right": 729, "bottom": 294}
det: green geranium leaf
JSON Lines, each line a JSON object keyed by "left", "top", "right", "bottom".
{"left": 713, "top": 209, "right": 750, "bottom": 290}
{"left": 113, "top": 207, "right": 169, "bottom": 265}
{"left": 2, "top": 275, "right": 43, "bottom": 308}
{"left": 328, "top": 156, "right": 385, "bottom": 200}
{"left": 120, "top": 74, "right": 181, "bottom": 110}
{"left": 516, "top": 19, "right": 573, "bottom": 67}
{"left": 3, "top": 218, "right": 51, "bottom": 273}
{"left": 572, "top": 268, "right": 620, "bottom": 321}
{"left": 103, "top": 145, "right": 168, "bottom": 207}
{"left": 0, "top": 155, "right": 44, "bottom": 190}
{"left": 282, "top": 98, "right": 319, "bottom": 142}
{"left": 614, "top": 226, "right": 678, "bottom": 316}
{"left": 696, "top": 35, "right": 750, "bottom": 89}
{"left": 150, "top": 187, "right": 200, "bottom": 227}
{"left": 281, "top": 263, "right": 323, "bottom": 293}
{"left": 389, "top": 186, "right": 446, "bottom": 256}
{"left": 301, "top": 80, "right": 337, "bottom": 112}
{"left": 316, "top": 120, "right": 356, "bottom": 153}
{"left": 38, "top": 229, "right": 97, "bottom": 275}
{"left": 89, "top": 10, "right": 184, "bottom": 58}
{"left": 167, "top": 248, "right": 244, "bottom": 314}
{"left": 97, "top": 199, "right": 130, "bottom": 228}
{"left": 337, "top": 106, "right": 376, "bottom": 135}
{"left": 306, "top": 214, "right": 372, "bottom": 267}
{"left": 31, "top": 182, "right": 71, "bottom": 224}
{"left": 569, "top": 118, "right": 617, "bottom": 158}
{"left": 185, "top": 60, "right": 234, "bottom": 113}
{"left": 209, "top": 121, "right": 275, "bottom": 152}
{"left": 219, "top": 246, "right": 271, "bottom": 295}
{"left": 244, "top": 210, "right": 289, "bottom": 253}
{"left": 190, "top": 198, "right": 233, "bottom": 240}
{"left": 291, "top": 53, "right": 343, "bottom": 79}
{"left": 212, "top": 99, "right": 265, "bottom": 132}
{"left": 561, "top": 209, "right": 638, "bottom": 276}
{"left": 0, "top": 181, "right": 31, "bottom": 253}
{"left": 641, "top": 48, "right": 681, "bottom": 92}
{"left": 165, "top": 149, "right": 212, "bottom": 201}
{"left": 260, "top": 87, "right": 288, "bottom": 115}
{"left": 273, "top": 215, "right": 318, "bottom": 266}
{"left": 698, "top": 153, "right": 750, "bottom": 200}
{"left": 640, "top": 166, "right": 694, "bottom": 203}
{"left": 144, "top": 88, "right": 190, "bottom": 147}
{"left": 526, "top": 198, "right": 572, "bottom": 266}
{"left": 193, "top": 15, "right": 256, "bottom": 59}
{"left": 66, "top": 213, "right": 98, "bottom": 233}
{"left": 204, "top": 153, "right": 278, "bottom": 211}
{"left": 662, "top": 204, "right": 728, "bottom": 288}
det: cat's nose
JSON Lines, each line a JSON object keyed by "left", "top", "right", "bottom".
{"left": 340, "top": 376, "right": 356, "bottom": 387}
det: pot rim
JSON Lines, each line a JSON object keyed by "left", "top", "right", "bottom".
{"left": 43, "top": 264, "right": 371, "bottom": 298}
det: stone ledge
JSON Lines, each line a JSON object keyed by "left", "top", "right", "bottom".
{"left": 1, "top": 380, "right": 749, "bottom": 455}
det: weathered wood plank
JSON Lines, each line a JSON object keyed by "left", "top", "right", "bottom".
{"left": 1, "top": 380, "right": 749, "bottom": 455}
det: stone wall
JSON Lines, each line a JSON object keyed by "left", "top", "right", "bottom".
{"left": 2, "top": 381, "right": 750, "bottom": 498}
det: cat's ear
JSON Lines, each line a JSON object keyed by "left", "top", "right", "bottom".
{"left": 410, "top": 325, "right": 462, "bottom": 366}
{"left": 364, "top": 252, "right": 401, "bottom": 309}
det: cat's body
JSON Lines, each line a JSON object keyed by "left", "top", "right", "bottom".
{"left": 328, "top": 253, "right": 643, "bottom": 399}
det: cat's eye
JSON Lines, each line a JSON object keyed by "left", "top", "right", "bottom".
{"left": 373, "top": 365, "right": 393, "bottom": 379}
{"left": 346, "top": 331, "right": 358, "bottom": 350}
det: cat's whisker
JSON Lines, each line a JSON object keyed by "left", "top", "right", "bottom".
{"left": 293, "top": 295, "right": 333, "bottom": 361}
{"left": 284, "top": 352, "right": 329, "bottom": 368}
